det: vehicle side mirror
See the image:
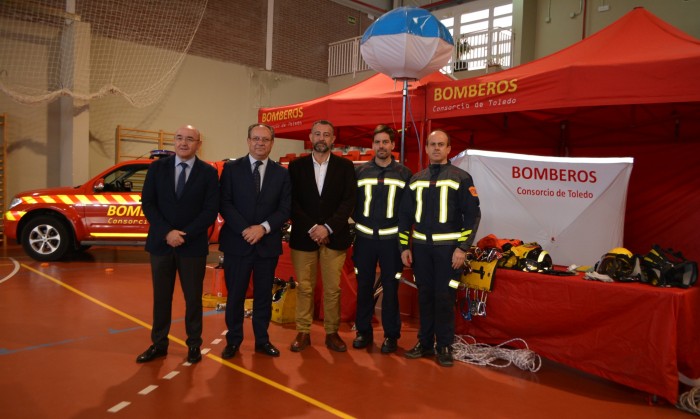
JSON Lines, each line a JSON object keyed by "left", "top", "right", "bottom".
{"left": 94, "top": 178, "right": 105, "bottom": 192}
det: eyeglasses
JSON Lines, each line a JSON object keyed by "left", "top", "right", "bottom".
{"left": 250, "top": 137, "right": 272, "bottom": 143}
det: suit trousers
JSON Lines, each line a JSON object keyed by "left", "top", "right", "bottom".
{"left": 411, "top": 243, "right": 460, "bottom": 350}
{"left": 149, "top": 253, "right": 207, "bottom": 348}
{"left": 291, "top": 247, "right": 347, "bottom": 333}
{"left": 352, "top": 235, "right": 402, "bottom": 339}
{"left": 223, "top": 252, "right": 278, "bottom": 346}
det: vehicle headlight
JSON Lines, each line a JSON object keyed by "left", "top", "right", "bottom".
{"left": 8, "top": 197, "right": 22, "bottom": 209}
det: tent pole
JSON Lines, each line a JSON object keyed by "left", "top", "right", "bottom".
{"left": 400, "top": 79, "right": 408, "bottom": 164}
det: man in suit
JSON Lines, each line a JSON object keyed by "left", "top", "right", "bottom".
{"left": 288, "top": 120, "right": 356, "bottom": 353}
{"left": 218, "top": 123, "right": 291, "bottom": 359}
{"left": 137, "top": 124, "right": 219, "bottom": 364}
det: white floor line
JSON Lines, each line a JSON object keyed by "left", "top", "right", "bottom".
{"left": 162, "top": 371, "right": 179, "bottom": 380}
{"left": 0, "top": 258, "right": 20, "bottom": 284}
{"left": 138, "top": 385, "right": 158, "bottom": 395}
{"left": 107, "top": 401, "right": 131, "bottom": 413}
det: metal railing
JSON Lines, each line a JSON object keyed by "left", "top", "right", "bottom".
{"left": 450, "top": 27, "right": 513, "bottom": 73}
{"left": 328, "top": 27, "right": 513, "bottom": 77}
{"left": 328, "top": 36, "right": 370, "bottom": 77}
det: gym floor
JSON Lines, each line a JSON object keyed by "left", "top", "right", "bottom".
{"left": 0, "top": 244, "right": 691, "bottom": 418}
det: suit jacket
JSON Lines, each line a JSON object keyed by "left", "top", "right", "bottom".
{"left": 142, "top": 155, "right": 219, "bottom": 257}
{"left": 288, "top": 153, "right": 356, "bottom": 251}
{"left": 218, "top": 155, "right": 291, "bottom": 257}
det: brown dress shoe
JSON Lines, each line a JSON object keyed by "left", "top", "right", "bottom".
{"left": 290, "top": 332, "right": 311, "bottom": 352}
{"left": 325, "top": 332, "right": 347, "bottom": 352}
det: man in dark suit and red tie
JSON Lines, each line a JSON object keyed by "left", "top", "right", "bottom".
{"left": 137, "top": 124, "right": 219, "bottom": 364}
{"left": 287, "top": 120, "right": 356, "bottom": 353}
{"left": 218, "top": 123, "right": 291, "bottom": 359}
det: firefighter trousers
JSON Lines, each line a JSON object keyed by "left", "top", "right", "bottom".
{"left": 353, "top": 235, "right": 402, "bottom": 339}
{"left": 411, "top": 243, "right": 460, "bottom": 350}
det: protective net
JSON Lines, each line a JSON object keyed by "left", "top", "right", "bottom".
{"left": 0, "top": 0, "right": 208, "bottom": 107}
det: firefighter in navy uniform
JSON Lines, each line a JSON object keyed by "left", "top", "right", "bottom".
{"left": 398, "top": 129, "right": 481, "bottom": 367}
{"left": 352, "top": 125, "right": 413, "bottom": 354}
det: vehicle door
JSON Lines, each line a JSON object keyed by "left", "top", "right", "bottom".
{"left": 82, "top": 164, "right": 151, "bottom": 241}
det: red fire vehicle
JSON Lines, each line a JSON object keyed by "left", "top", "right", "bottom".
{"left": 4, "top": 152, "right": 227, "bottom": 261}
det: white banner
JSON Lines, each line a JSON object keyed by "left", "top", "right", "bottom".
{"left": 452, "top": 150, "right": 634, "bottom": 267}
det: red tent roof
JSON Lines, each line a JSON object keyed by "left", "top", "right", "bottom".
{"left": 258, "top": 71, "right": 452, "bottom": 147}
{"left": 427, "top": 7, "right": 700, "bottom": 121}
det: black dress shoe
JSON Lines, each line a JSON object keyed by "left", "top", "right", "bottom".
{"left": 221, "top": 344, "right": 239, "bottom": 359}
{"left": 255, "top": 342, "right": 281, "bottom": 357}
{"left": 436, "top": 346, "right": 454, "bottom": 367}
{"left": 352, "top": 333, "right": 373, "bottom": 349}
{"left": 187, "top": 346, "right": 202, "bottom": 364}
{"left": 404, "top": 341, "right": 435, "bottom": 359}
{"left": 136, "top": 345, "right": 167, "bottom": 363}
{"left": 380, "top": 337, "right": 398, "bottom": 354}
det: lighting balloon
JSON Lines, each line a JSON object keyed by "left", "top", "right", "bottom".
{"left": 360, "top": 7, "right": 454, "bottom": 80}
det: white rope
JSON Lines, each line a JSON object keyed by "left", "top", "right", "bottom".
{"left": 677, "top": 387, "right": 700, "bottom": 415}
{"left": 452, "top": 335, "right": 542, "bottom": 372}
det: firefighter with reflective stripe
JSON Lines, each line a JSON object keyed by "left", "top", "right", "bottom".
{"left": 352, "top": 124, "right": 413, "bottom": 354}
{"left": 398, "top": 129, "right": 481, "bottom": 367}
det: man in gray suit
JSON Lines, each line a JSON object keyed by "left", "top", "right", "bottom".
{"left": 218, "top": 123, "right": 291, "bottom": 358}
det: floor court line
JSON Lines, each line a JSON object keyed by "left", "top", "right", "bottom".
{"left": 0, "top": 258, "right": 20, "bottom": 284}
{"left": 19, "top": 263, "right": 354, "bottom": 419}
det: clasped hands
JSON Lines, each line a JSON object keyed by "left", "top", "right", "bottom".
{"left": 242, "top": 224, "right": 266, "bottom": 245}
{"left": 166, "top": 229, "right": 186, "bottom": 247}
{"left": 308, "top": 224, "right": 330, "bottom": 246}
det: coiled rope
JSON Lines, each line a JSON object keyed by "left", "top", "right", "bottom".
{"left": 452, "top": 335, "right": 542, "bottom": 372}
{"left": 677, "top": 387, "right": 700, "bottom": 415}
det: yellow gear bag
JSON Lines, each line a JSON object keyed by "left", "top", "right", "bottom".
{"left": 460, "top": 259, "right": 498, "bottom": 291}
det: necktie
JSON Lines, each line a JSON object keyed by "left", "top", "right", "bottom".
{"left": 253, "top": 160, "right": 262, "bottom": 194}
{"left": 176, "top": 162, "right": 188, "bottom": 198}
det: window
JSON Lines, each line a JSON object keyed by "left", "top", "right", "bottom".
{"left": 441, "top": 1, "right": 513, "bottom": 73}
{"left": 102, "top": 164, "right": 150, "bottom": 193}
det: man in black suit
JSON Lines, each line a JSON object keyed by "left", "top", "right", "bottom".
{"left": 288, "top": 120, "right": 356, "bottom": 353}
{"left": 137, "top": 124, "right": 219, "bottom": 364}
{"left": 218, "top": 123, "right": 291, "bottom": 359}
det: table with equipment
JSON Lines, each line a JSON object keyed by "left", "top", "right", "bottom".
{"left": 455, "top": 268, "right": 700, "bottom": 403}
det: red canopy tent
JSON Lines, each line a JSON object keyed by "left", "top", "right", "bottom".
{"left": 426, "top": 7, "right": 700, "bottom": 262}
{"left": 258, "top": 71, "right": 453, "bottom": 169}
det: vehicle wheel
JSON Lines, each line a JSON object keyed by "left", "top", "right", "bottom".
{"left": 21, "top": 215, "right": 72, "bottom": 261}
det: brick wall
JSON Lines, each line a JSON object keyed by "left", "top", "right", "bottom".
{"left": 271, "top": 0, "right": 373, "bottom": 81}
{"left": 188, "top": 0, "right": 267, "bottom": 70}
{"left": 188, "top": 0, "right": 373, "bottom": 81}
